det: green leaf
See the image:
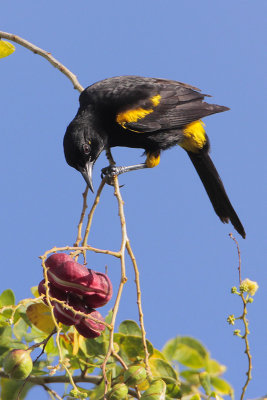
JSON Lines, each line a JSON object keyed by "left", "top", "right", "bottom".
{"left": 30, "top": 286, "right": 39, "bottom": 298}
{"left": 12, "top": 309, "right": 22, "bottom": 325}
{"left": 0, "top": 41, "right": 15, "bottom": 59}
{"left": 0, "top": 289, "right": 15, "bottom": 307}
{"left": 166, "top": 382, "right": 181, "bottom": 398}
{"left": 206, "top": 358, "right": 226, "bottom": 375}
{"left": 180, "top": 370, "right": 200, "bottom": 385}
{"left": 118, "top": 320, "right": 142, "bottom": 336}
{"left": 0, "top": 326, "right": 12, "bottom": 346}
{"left": 152, "top": 348, "right": 168, "bottom": 361}
{"left": 190, "top": 395, "right": 201, "bottom": 400}
{"left": 114, "top": 333, "right": 153, "bottom": 361}
{"left": 199, "top": 372, "right": 211, "bottom": 395}
{"left": 0, "top": 309, "right": 13, "bottom": 323}
{"left": 88, "top": 379, "right": 106, "bottom": 400}
{"left": 82, "top": 335, "right": 109, "bottom": 358}
{"left": 210, "top": 376, "right": 233, "bottom": 395}
{"left": 0, "top": 378, "right": 32, "bottom": 400}
{"left": 13, "top": 318, "right": 29, "bottom": 341}
{"left": 149, "top": 358, "right": 178, "bottom": 384}
{"left": 162, "top": 337, "right": 208, "bottom": 368}
{"left": 43, "top": 336, "right": 58, "bottom": 357}
{"left": 105, "top": 309, "right": 113, "bottom": 325}
{"left": 0, "top": 345, "right": 10, "bottom": 359}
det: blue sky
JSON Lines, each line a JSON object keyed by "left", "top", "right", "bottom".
{"left": 1, "top": 1, "right": 266, "bottom": 398}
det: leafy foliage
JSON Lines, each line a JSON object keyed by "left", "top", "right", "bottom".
{"left": 0, "top": 289, "right": 233, "bottom": 399}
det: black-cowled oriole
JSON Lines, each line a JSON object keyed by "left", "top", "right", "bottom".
{"left": 64, "top": 76, "right": 245, "bottom": 238}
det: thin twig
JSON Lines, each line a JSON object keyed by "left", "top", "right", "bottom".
{"left": 101, "top": 176, "right": 128, "bottom": 396}
{"left": 0, "top": 370, "right": 102, "bottom": 385}
{"left": 42, "top": 384, "right": 63, "bottom": 400}
{"left": 30, "top": 328, "right": 57, "bottom": 357}
{"left": 0, "top": 31, "right": 84, "bottom": 92}
{"left": 40, "top": 245, "right": 120, "bottom": 260}
{"left": 229, "top": 234, "right": 252, "bottom": 400}
{"left": 112, "top": 350, "right": 128, "bottom": 370}
{"left": 82, "top": 179, "right": 106, "bottom": 248}
{"left": 74, "top": 185, "right": 89, "bottom": 248}
{"left": 126, "top": 240, "right": 152, "bottom": 377}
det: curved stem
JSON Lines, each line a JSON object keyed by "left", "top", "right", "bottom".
{"left": 0, "top": 31, "right": 84, "bottom": 92}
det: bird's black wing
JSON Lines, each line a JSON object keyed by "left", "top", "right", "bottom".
{"left": 80, "top": 76, "right": 219, "bottom": 133}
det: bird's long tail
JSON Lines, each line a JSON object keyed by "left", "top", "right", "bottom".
{"left": 187, "top": 150, "right": 246, "bottom": 238}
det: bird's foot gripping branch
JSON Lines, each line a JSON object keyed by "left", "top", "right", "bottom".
{"left": 0, "top": 176, "right": 235, "bottom": 400}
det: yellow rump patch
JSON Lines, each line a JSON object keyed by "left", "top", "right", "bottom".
{"left": 116, "top": 94, "right": 161, "bottom": 130}
{"left": 180, "top": 120, "right": 206, "bottom": 152}
{"left": 146, "top": 152, "right": 161, "bottom": 168}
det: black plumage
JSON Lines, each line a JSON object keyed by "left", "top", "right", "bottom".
{"left": 64, "top": 76, "right": 245, "bottom": 238}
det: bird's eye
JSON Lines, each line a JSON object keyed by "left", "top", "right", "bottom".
{"left": 83, "top": 144, "right": 90, "bottom": 154}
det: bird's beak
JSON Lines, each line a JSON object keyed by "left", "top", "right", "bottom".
{"left": 80, "top": 160, "right": 94, "bottom": 192}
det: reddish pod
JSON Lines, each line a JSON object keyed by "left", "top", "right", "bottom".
{"left": 83, "top": 270, "right": 113, "bottom": 308}
{"left": 46, "top": 259, "right": 94, "bottom": 295}
{"left": 38, "top": 279, "right": 67, "bottom": 305}
{"left": 52, "top": 294, "right": 86, "bottom": 326}
{"left": 45, "top": 253, "right": 73, "bottom": 269}
{"left": 75, "top": 310, "right": 105, "bottom": 338}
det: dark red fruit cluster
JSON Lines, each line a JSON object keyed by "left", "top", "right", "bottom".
{"left": 38, "top": 253, "right": 113, "bottom": 338}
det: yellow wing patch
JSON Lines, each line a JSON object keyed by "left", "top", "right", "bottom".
{"left": 117, "top": 107, "right": 152, "bottom": 127}
{"left": 116, "top": 94, "right": 161, "bottom": 130}
{"left": 180, "top": 120, "right": 206, "bottom": 152}
{"left": 151, "top": 94, "right": 161, "bottom": 106}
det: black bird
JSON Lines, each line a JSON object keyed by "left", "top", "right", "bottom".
{"left": 64, "top": 76, "right": 245, "bottom": 238}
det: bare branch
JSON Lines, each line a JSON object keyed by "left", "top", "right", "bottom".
{"left": 0, "top": 31, "right": 84, "bottom": 92}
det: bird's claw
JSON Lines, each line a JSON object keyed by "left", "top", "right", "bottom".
{"left": 101, "top": 165, "right": 124, "bottom": 186}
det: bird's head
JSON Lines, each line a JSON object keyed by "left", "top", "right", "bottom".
{"left": 63, "top": 111, "right": 105, "bottom": 192}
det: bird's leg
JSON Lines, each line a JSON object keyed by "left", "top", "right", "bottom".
{"left": 101, "top": 151, "right": 160, "bottom": 182}
{"left": 105, "top": 148, "right": 116, "bottom": 166}
{"left": 101, "top": 163, "right": 148, "bottom": 180}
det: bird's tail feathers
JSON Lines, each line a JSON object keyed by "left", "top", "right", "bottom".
{"left": 187, "top": 150, "right": 246, "bottom": 238}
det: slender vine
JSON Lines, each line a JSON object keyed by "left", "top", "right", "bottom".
{"left": 229, "top": 234, "right": 255, "bottom": 400}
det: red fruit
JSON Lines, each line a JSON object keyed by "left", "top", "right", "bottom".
{"left": 75, "top": 310, "right": 105, "bottom": 338}
{"left": 47, "top": 260, "right": 94, "bottom": 295}
{"left": 83, "top": 270, "right": 113, "bottom": 308}
{"left": 38, "top": 279, "right": 67, "bottom": 305}
{"left": 45, "top": 253, "right": 73, "bottom": 269}
{"left": 53, "top": 294, "right": 86, "bottom": 326}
